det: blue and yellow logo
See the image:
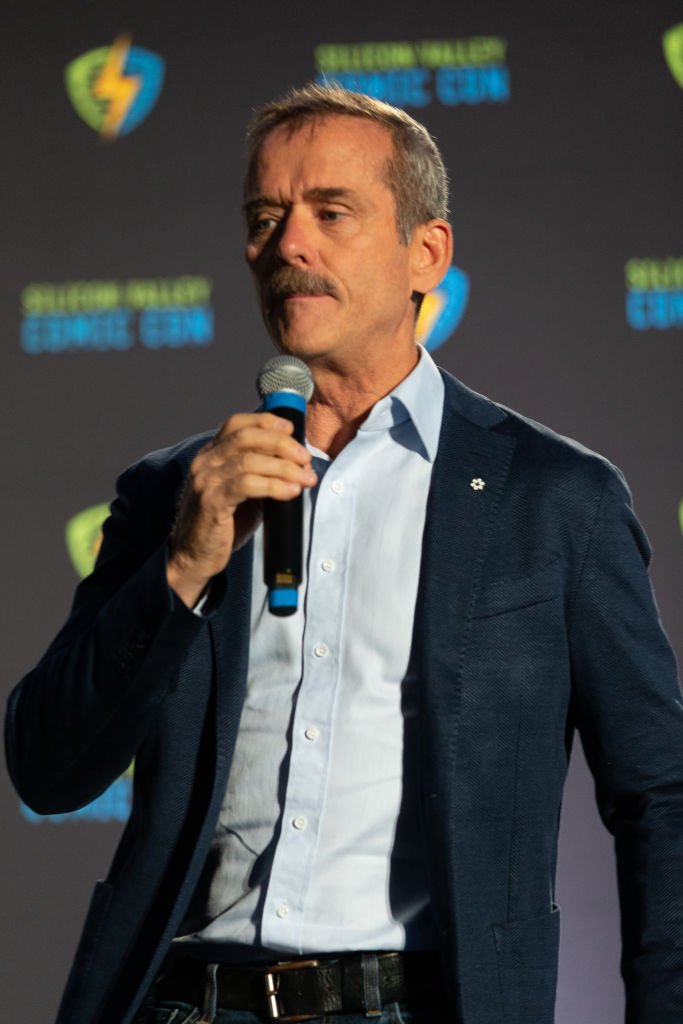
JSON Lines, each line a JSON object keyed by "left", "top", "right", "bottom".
{"left": 417, "top": 266, "right": 469, "bottom": 352}
{"left": 65, "top": 36, "right": 165, "bottom": 139}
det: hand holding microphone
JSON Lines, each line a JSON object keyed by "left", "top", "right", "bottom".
{"left": 167, "top": 355, "right": 315, "bottom": 611}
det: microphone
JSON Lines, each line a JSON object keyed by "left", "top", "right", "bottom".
{"left": 256, "top": 355, "right": 315, "bottom": 616}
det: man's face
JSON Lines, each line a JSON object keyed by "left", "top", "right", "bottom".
{"left": 244, "top": 116, "right": 422, "bottom": 369}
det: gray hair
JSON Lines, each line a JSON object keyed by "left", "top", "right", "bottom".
{"left": 245, "top": 84, "right": 450, "bottom": 245}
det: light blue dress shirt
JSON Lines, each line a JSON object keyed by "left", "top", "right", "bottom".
{"left": 179, "top": 347, "right": 445, "bottom": 956}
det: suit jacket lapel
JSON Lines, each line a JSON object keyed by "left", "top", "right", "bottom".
{"left": 414, "top": 372, "right": 517, "bottom": 802}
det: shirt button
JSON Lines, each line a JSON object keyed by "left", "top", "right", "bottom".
{"left": 330, "top": 480, "right": 344, "bottom": 494}
{"left": 276, "top": 903, "right": 289, "bottom": 919}
{"left": 314, "top": 643, "right": 328, "bottom": 658}
{"left": 305, "top": 726, "right": 319, "bottom": 741}
{"left": 292, "top": 816, "right": 307, "bottom": 830}
{"left": 321, "top": 559, "right": 335, "bottom": 573}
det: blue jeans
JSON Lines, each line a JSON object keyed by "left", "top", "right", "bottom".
{"left": 142, "top": 1004, "right": 436, "bottom": 1024}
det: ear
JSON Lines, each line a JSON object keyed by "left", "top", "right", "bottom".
{"left": 409, "top": 219, "right": 453, "bottom": 294}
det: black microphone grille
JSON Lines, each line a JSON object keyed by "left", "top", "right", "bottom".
{"left": 256, "top": 355, "right": 314, "bottom": 401}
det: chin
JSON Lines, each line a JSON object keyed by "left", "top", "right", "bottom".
{"left": 271, "top": 331, "right": 330, "bottom": 361}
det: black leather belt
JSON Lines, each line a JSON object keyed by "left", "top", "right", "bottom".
{"left": 157, "top": 951, "right": 443, "bottom": 1021}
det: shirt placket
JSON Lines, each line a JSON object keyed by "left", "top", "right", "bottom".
{"left": 261, "top": 461, "right": 356, "bottom": 950}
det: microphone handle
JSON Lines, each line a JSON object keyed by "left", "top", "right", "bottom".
{"left": 262, "top": 392, "right": 306, "bottom": 616}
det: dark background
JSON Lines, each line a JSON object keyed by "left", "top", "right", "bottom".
{"left": 2, "top": 1, "right": 681, "bottom": 1019}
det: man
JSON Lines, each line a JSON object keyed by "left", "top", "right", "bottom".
{"left": 5, "top": 86, "right": 683, "bottom": 1024}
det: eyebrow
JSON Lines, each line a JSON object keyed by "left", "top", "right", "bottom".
{"left": 243, "top": 187, "right": 363, "bottom": 217}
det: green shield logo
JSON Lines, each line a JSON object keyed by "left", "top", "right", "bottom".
{"left": 65, "top": 502, "right": 110, "bottom": 578}
{"left": 65, "top": 36, "right": 165, "bottom": 138}
{"left": 663, "top": 24, "right": 683, "bottom": 90}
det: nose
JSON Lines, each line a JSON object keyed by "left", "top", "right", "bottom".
{"left": 275, "top": 208, "right": 316, "bottom": 267}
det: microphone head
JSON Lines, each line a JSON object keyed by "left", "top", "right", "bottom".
{"left": 256, "top": 355, "right": 314, "bottom": 402}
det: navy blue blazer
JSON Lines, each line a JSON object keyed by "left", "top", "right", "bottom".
{"left": 6, "top": 371, "right": 683, "bottom": 1024}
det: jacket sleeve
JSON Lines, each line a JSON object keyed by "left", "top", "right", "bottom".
{"left": 567, "top": 464, "right": 683, "bottom": 1022}
{"left": 4, "top": 451, "right": 223, "bottom": 815}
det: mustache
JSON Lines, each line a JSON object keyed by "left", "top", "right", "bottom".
{"left": 263, "top": 267, "right": 337, "bottom": 306}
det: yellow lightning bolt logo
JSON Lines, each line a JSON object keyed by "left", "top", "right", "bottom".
{"left": 92, "top": 35, "right": 141, "bottom": 139}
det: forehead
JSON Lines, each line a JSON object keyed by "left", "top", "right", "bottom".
{"left": 248, "top": 115, "right": 396, "bottom": 195}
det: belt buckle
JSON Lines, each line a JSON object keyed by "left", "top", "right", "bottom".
{"left": 263, "top": 959, "right": 320, "bottom": 1023}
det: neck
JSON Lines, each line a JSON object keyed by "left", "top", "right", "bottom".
{"left": 305, "top": 346, "right": 420, "bottom": 458}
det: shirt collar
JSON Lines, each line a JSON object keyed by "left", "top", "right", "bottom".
{"left": 359, "top": 345, "right": 444, "bottom": 463}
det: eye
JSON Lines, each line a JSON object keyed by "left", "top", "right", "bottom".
{"left": 248, "top": 214, "right": 279, "bottom": 237}
{"left": 319, "top": 209, "right": 345, "bottom": 222}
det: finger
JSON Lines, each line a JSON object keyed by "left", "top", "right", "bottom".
{"left": 214, "top": 411, "right": 294, "bottom": 443}
{"left": 235, "top": 451, "right": 317, "bottom": 484}
{"left": 196, "top": 452, "right": 317, "bottom": 503}
{"left": 232, "top": 474, "right": 308, "bottom": 502}
{"left": 200, "top": 425, "right": 311, "bottom": 469}
{"left": 192, "top": 472, "right": 305, "bottom": 520}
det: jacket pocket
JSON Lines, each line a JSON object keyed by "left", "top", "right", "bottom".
{"left": 474, "top": 557, "right": 561, "bottom": 619}
{"left": 492, "top": 905, "right": 560, "bottom": 1024}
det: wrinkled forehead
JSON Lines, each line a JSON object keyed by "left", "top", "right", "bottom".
{"left": 244, "top": 114, "right": 396, "bottom": 196}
